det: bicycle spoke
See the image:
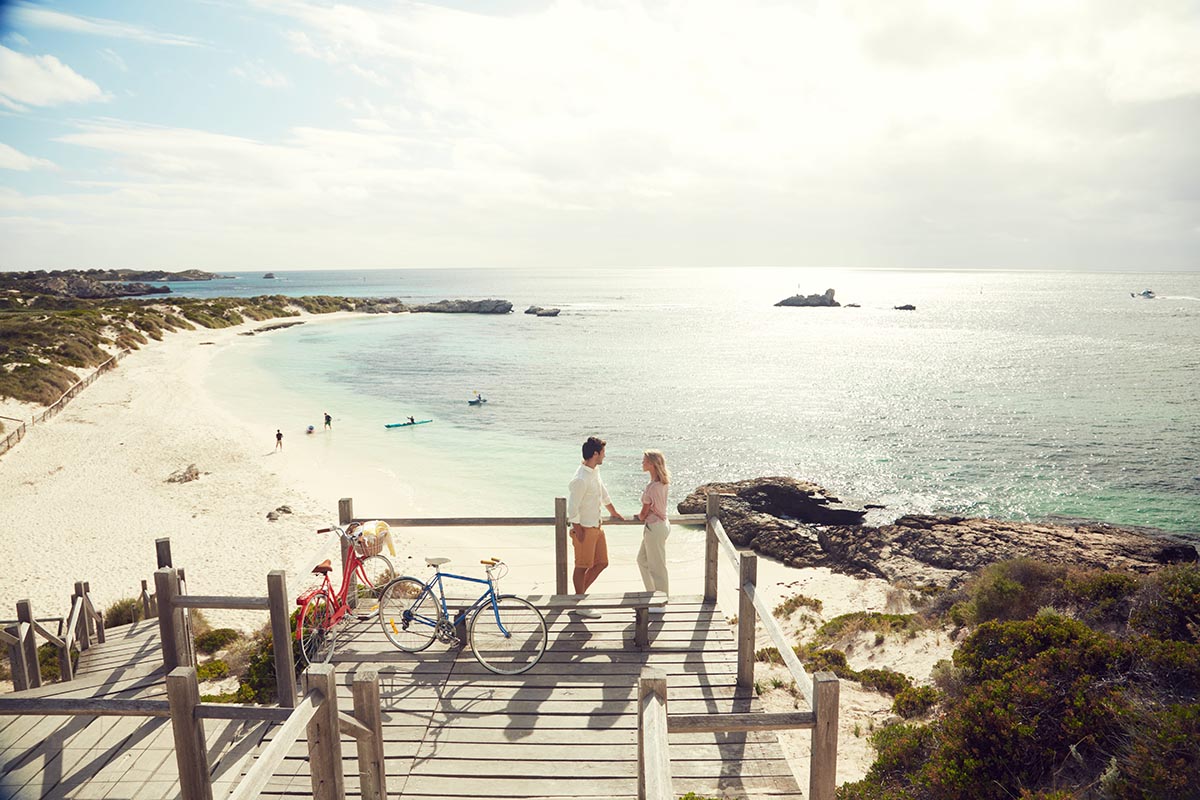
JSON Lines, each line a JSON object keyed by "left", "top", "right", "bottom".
{"left": 469, "top": 595, "right": 547, "bottom": 675}
{"left": 296, "top": 593, "right": 336, "bottom": 670}
{"left": 379, "top": 577, "right": 441, "bottom": 653}
{"left": 353, "top": 555, "right": 396, "bottom": 615}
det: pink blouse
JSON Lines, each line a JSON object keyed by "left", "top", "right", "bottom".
{"left": 641, "top": 481, "right": 669, "bottom": 525}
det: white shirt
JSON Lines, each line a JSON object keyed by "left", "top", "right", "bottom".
{"left": 567, "top": 463, "right": 612, "bottom": 527}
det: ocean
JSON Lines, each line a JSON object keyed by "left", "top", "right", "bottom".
{"left": 167, "top": 268, "right": 1200, "bottom": 537}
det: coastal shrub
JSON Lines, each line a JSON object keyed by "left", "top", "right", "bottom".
{"left": 892, "top": 685, "right": 940, "bottom": 719}
{"left": 968, "top": 559, "right": 1065, "bottom": 624}
{"left": 37, "top": 641, "right": 74, "bottom": 683}
{"left": 800, "top": 648, "right": 857, "bottom": 680}
{"left": 857, "top": 668, "right": 913, "bottom": 697}
{"left": 200, "top": 691, "right": 240, "bottom": 703}
{"left": 841, "top": 610, "right": 1200, "bottom": 800}
{"left": 1129, "top": 563, "right": 1200, "bottom": 641}
{"left": 813, "top": 612, "right": 922, "bottom": 646}
{"left": 240, "top": 626, "right": 278, "bottom": 703}
{"left": 104, "top": 596, "right": 143, "bottom": 626}
{"left": 55, "top": 338, "right": 108, "bottom": 368}
{"left": 1059, "top": 569, "right": 1138, "bottom": 626}
{"left": 195, "top": 627, "right": 240, "bottom": 654}
{"left": 755, "top": 646, "right": 784, "bottom": 664}
{"left": 114, "top": 328, "right": 148, "bottom": 350}
{"left": 0, "top": 653, "right": 10, "bottom": 682}
{"left": 0, "top": 361, "right": 79, "bottom": 404}
{"left": 293, "top": 295, "right": 353, "bottom": 314}
{"left": 775, "top": 593, "right": 823, "bottom": 616}
{"left": 197, "top": 659, "right": 230, "bottom": 682}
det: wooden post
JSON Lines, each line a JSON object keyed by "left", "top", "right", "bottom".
{"left": 16, "top": 600, "right": 41, "bottom": 689}
{"left": 73, "top": 582, "right": 90, "bottom": 651}
{"left": 554, "top": 497, "right": 568, "bottom": 594}
{"left": 156, "top": 537, "right": 173, "bottom": 568}
{"left": 155, "top": 568, "right": 189, "bottom": 670}
{"left": 704, "top": 493, "right": 719, "bottom": 602}
{"left": 166, "top": 666, "right": 213, "bottom": 800}
{"left": 82, "top": 582, "right": 97, "bottom": 644}
{"left": 737, "top": 553, "right": 757, "bottom": 688}
{"left": 141, "top": 580, "right": 153, "bottom": 618}
{"left": 339, "top": 498, "right": 356, "bottom": 605}
{"left": 809, "top": 671, "right": 840, "bottom": 800}
{"left": 6, "top": 624, "right": 30, "bottom": 692}
{"left": 268, "top": 570, "right": 298, "bottom": 708}
{"left": 305, "top": 663, "right": 346, "bottom": 800}
{"left": 352, "top": 670, "right": 387, "bottom": 800}
{"left": 85, "top": 582, "right": 105, "bottom": 644}
{"left": 637, "top": 668, "right": 670, "bottom": 800}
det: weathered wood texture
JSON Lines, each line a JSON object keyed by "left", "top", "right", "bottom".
{"left": 1, "top": 598, "right": 809, "bottom": 800}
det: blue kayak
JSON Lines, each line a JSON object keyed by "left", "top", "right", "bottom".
{"left": 385, "top": 419, "right": 433, "bottom": 428}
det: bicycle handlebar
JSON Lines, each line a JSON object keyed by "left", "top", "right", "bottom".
{"left": 317, "top": 527, "right": 333, "bottom": 534}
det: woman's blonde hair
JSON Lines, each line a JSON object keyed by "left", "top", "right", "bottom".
{"left": 644, "top": 450, "right": 670, "bottom": 484}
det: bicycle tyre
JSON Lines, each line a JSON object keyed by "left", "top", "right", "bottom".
{"left": 469, "top": 595, "right": 547, "bottom": 675}
{"left": 353, "top": 554, "right": 397, "bottom": 611}
{"left": 379, "top": 577, "right": 441, "bottom": 653}
{"left": 297, "top": 592, "right": 336, "bottom": 668}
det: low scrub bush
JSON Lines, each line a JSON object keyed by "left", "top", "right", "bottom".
{"left": 104, "top": 597, "right": 143, "bottom": 627}
{"left": 892, "top": 685, "right": 940, "bottom": 719}
{"left": 195, "top": 628, "right": 240, "bottom": 654}
{"left": 775, "top": 593, "right": 823, "bottom": 616}
{"left": 197, "top": 659, "right": 229, "bottom": 682}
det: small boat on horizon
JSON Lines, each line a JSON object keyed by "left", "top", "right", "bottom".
{"left": 468, "top": 397, "right": 487, "bottom": 406}
{"left": 385, "top": 419, "right": 433, "bottom": 428}
{"left": 1131, "top": 289, "right": 1155, "bottom": 299}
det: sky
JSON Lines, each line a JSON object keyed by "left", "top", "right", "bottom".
{"left": 0, "top": 0, "right": 1197, "bottom": 271}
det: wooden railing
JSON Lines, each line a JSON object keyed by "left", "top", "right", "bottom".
{"left": 2, "top": 583, "right": 104, "bottom": 691}
{"left": 339, "top": 493, "right": 840, "bottom": 800}
{"left": 0, "top": 415, "right": 25, "bottom": 457}
{"left": 32, "top": 350, "right": 130, "bottom": 426}
{"left": 0, "top": 664, "right": 387, "bottom": 800}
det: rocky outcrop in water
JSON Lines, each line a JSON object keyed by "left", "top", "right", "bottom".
{"left": 775, "top": 289, "right": 840, "bottom": 307}
{"left": 894, "top": 304, "right": 916, "bottom": 311}
{"left": 411, "top": 299, "right": 513, "bottom": 314}
{"left": 680, "top": 477, "right": 1198, "bottom": 587}
{"left": 30, "top": 275, "right": 171, "bottom": 298}
{"left": 525, "top": 306, "right": 561, "bottom": 317}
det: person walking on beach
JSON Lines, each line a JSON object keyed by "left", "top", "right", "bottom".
{"left": 275, "top": 429, "right": 283, "bottom": 450}
{"left": 324, "top": 412, "right": 332, "bottom": 430}
{"left": 636, "top": 450, "right": 671, "bottom": 609}
{"left": 567, "top": 436, "right": 624, "bottom": 611}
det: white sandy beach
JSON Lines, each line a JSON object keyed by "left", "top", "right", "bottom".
{"left": 0, "top": 313, "right": 952, "bottom": 785}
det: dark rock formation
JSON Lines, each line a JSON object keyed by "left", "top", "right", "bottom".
{"left": 166, "top": 464, "right": 200, "bottom": 483}
{"left": 678, "top": 477, "right": 1198, "bottom": 587}
{"left": 894, "top": 304, "right": 916, "bottom": 311}
{"left": 526, "top": 306, "right": 561, "bottom": 317}
{"left": 263, "top": 273, "right": 276, "bottom": 279}
{"left": 412, "top": 299, "right": 513, "bottom": 314}
{"left": 776, "top": 289, "right": 840, "bottom": 307}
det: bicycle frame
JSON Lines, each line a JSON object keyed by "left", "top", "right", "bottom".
{"left": 404, "top": 568, "right": 513, "bottom": 638}
{"left": 295, "top": 535, "right": 386, "bottom": 639}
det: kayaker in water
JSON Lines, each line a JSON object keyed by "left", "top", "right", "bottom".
{"left": 408, "top": 416, "right": 416, "bottom": 424}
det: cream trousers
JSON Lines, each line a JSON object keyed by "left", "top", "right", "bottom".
{"left": 637, "top": 519, "right": 671, "bottom": 595}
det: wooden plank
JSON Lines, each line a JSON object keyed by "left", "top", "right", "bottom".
{"left": 745, "top": 582, "right": 813, "bottom": 707}
{"left": 0, "top": 697, "right": 170, "bottom": 717}
{"left": 172, "top": 596, "right": 270, "bottom": 611}
{"left": 226, "top": 692, "right": 322, "bottom": 800}
{"left": 737, "top": 553, "right": 757, "bottom": 688}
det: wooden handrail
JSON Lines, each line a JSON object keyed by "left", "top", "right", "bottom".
{"left": 710, "top": 517, "right": 741, "bottom": 569}
{"left": 0, "top": 697, "right": 171, "bottom": 717}
{"left": 669, "top": 711, "right": 816, "bottom": 733}
{"left": 745, "top": 580, "right": 815, "bottom": 707}
{"left": 195, "top": 705, "right": 294, "bottom": 723}
{"left": 358, "top": 513, "right": 706, "bottom": 527}
{"left": 338, "top": 711, "right": 374, "bottom": 740}
{"left": 225, "top": 690, "right": 324, "bottom": 800}
{"left": 31, "top": 620, "right": 65, "bottom": 649}
{"left": 172, "top": 595, "right": 270, "bottom": 611}
{"left": 0, "top": 628, "right": 16, "bottom": 646}
{"left": 63, "top": 596, "right": 82, "bottom": 651}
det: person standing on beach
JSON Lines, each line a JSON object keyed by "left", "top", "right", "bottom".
{"left": 324, "top": 412, "right": 332, "bottom": 430}
{"left": 636, "top": 450, "right": 671, "bottom": 608}
{"left": 567, "top": 437, "right": 624, "bottom": 608}
{"left": 275, "top": 429, "right": 283, "bottom": 450}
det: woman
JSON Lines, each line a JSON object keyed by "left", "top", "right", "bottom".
{"left": 636, "top": 450, "right": 671, "bottom": 605}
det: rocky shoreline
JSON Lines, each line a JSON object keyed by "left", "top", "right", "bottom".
{"left": 679, "top": 476, "right": 1198, "bottom": 587}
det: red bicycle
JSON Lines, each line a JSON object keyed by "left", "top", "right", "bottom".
{"left": 295, "top": 523, "right": 397, "bottom": 668}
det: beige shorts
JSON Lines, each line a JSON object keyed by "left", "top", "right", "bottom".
{"left": 571, "top": 526, "right": 608, "bottom": 569}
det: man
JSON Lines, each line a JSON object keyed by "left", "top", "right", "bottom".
{"left": 324, "top": 412, "right": 332, "bottom": 430}
{"left": 275, "top": 429, "right": 283, "bottom": 450}
{"left": 567, "top": 437, "right": 624, "bottom": 615}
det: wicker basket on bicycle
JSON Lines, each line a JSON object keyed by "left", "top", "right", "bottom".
{"left": 348, "top": 521, "right": 392, "bottom": 558}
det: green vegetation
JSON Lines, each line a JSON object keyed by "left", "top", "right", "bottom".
{"left": 839, "top": 562, "right": 1200, "bottom": 800}
{"left": 195, "top": 627, "right": 240, "bottom": 654}
{"left": 197, "top": 659, "right": 230, "bottom": 682}
{"left": 0, "top": 291, "right": 359, "bottom": 405}
{"left": 812, "top": 612, "right": 926, "bottom": 646}
{"left": 104, "top": 596, "right": 144, "bottom": 627}
{"left": 775, "top": 593, "right": 824, "bottom": 616}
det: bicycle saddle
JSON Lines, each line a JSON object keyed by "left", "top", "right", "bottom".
{"left": 312, "top": 559, "right": 333, "bottom": 574}
{"left": 425, "top": 557, "right": 450, "bottom": 566}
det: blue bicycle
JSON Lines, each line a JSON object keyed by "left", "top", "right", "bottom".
{"left": 378, "top": 557, "right": 547, "bottom": 674}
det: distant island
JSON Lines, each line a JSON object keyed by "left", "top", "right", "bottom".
{"left": 0, "top": 269, "right": 233, "bottom": 299}
{"left": 776, "top": 288, "right": 841, "bottom": 307}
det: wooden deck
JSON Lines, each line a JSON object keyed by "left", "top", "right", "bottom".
{"left": 2, "top": 598, "right": 806, "bottom": 799}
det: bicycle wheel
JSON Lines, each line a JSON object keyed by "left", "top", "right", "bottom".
{"left": 297, "top": 592, "right": 336, "bottom": 668}
{"left": 469, "top": 595, "right": 547, "bottom": 675}
{"left": 353, "top": 554, "right": 396, "bottom": 611}
{"left": 379, "top": 577, "right": 441, "bottom": 653}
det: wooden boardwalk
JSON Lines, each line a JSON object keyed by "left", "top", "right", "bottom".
{"left": 1, "top": 598, "right": 806, "bottom": 799}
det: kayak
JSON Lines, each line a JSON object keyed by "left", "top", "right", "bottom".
{"left": 385, "top": 419, "right": 433, "bottom": 428}
{"left": 468, "top": 398, "right": 487, "bottom": 406}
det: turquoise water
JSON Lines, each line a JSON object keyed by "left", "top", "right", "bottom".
{"left": 193, "top": 268, "right": 1200, "bottom": 536}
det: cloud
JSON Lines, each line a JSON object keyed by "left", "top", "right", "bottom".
{"left": 13, "top": 3, "right": 204, "bottom": 47}
{"left": 0, "top": 141, "right": 55, "bottom": 170}
{"left": 98, "top": 48, "right": 127, "bottom": 72}
{"left": 230, "top": 60, "right": 290, "bottom": 89}
{"left": 0, "top": 45, "right": 107, "bottom": 109}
